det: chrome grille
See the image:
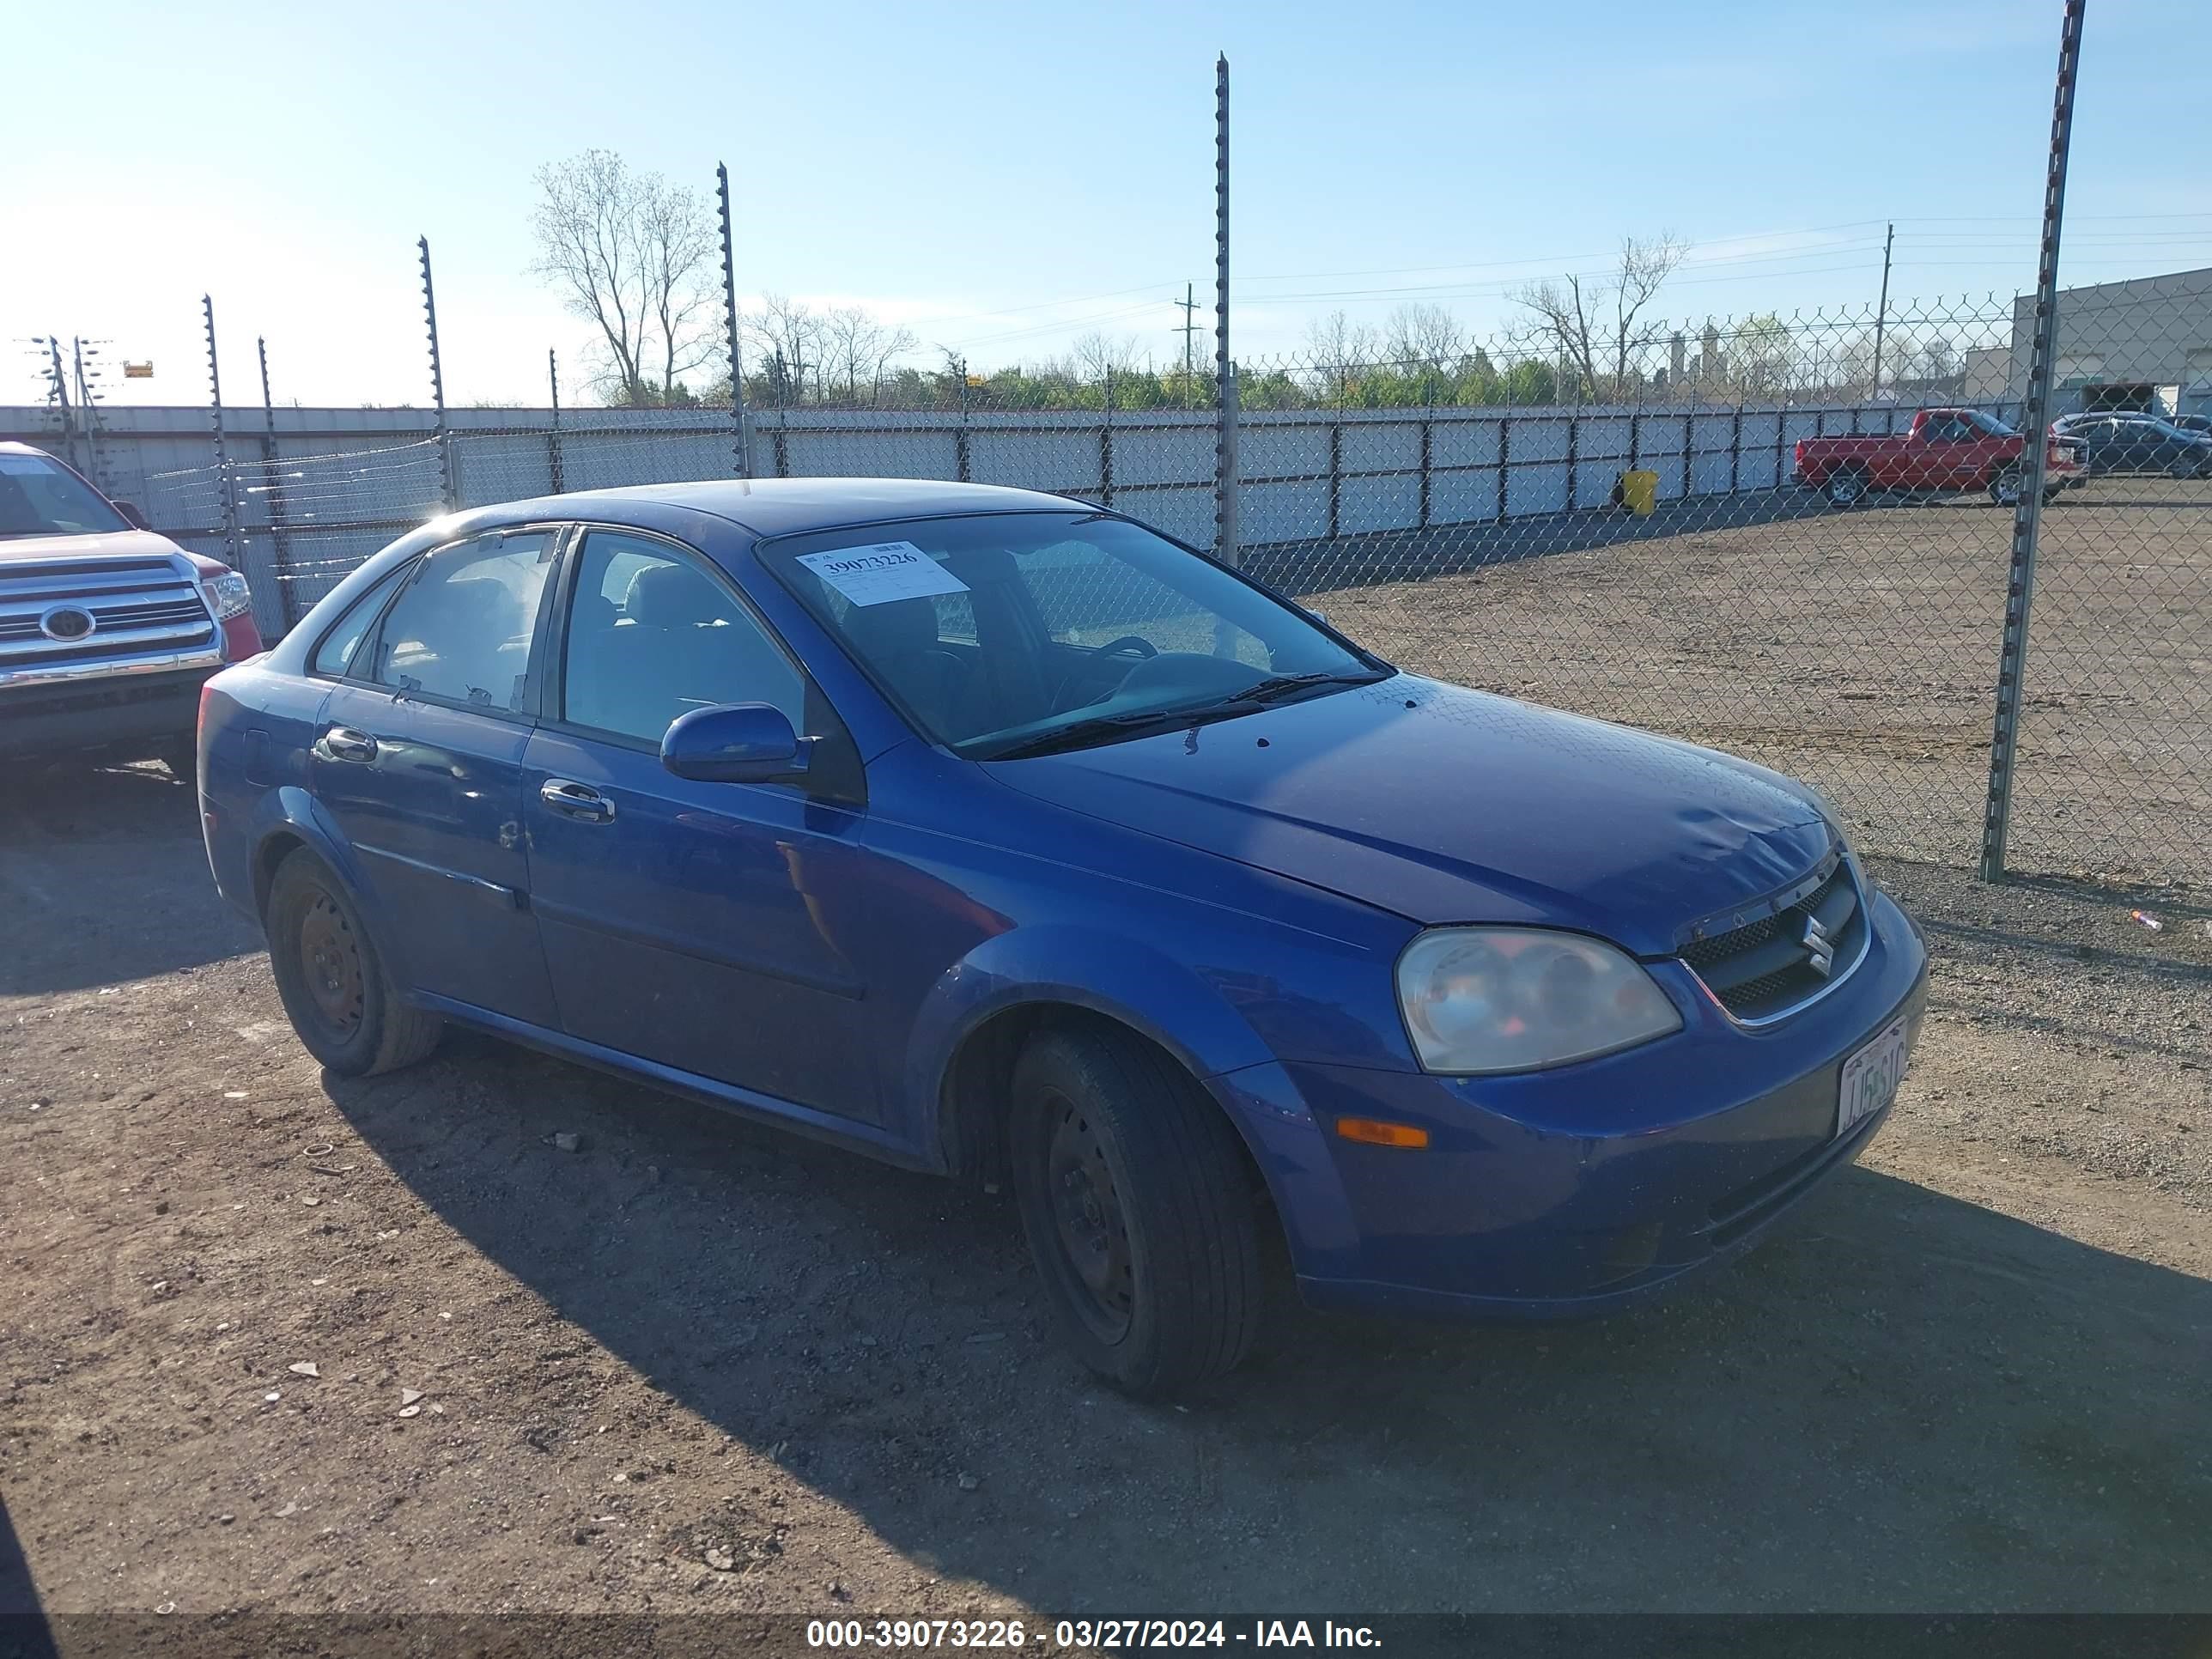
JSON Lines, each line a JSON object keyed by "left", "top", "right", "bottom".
{"left": 0, "top": 554, "right": 219, "bottom": 673}
{"left": 1680, "top": 860, "right": 1867, "bottom": 1023}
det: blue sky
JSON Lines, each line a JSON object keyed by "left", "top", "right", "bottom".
{"left": 9, "top": 0, "right": 2210, "bottom": 407}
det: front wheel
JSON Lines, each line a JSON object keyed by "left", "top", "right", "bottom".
{"left": 1009, "top": 1026, "right": 1261, "bottom": 1398}
{"left": 264, "top": 847, "right": 442, "bottom": 1076}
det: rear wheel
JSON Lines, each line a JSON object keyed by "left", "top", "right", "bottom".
{"left": 1988, "top": 466, "right": 2023, "bottom": 507}
{"left": 264, "top": 848, "right": 441, "bottom": 1076}
{"left": 1823, "top": 465, "right": 1869, "bottom": 508}
{"left": 1009, "top": 1025, "right": 1261, "bottom": 1398}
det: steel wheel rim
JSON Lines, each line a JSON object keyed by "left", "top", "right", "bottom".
{"left": 1831, "top": 472, "right": 1862, "bottom": 505}
{"left": 297, "top": 891, "right": 366, "bottom": 1038}
{"left": 1042, "top": 1097, "right": 1134, "bottom": 1343}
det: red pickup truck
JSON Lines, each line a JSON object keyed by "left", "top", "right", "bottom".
{"left": 1795, "top": 408, "right": 2080, "bottom": 507}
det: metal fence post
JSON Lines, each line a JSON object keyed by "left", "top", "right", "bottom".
{"left": 956, "top": 359, "right": 972, "bottom": 483}
{"left": 417, "top": 236, "right": 455, "bottom": 512}
{"left": 1497, "top": 415, "right": 1510, "bottom": 521}
{"left": 547, "top": 349, "right": 566, "bottom": 495}
{"left": 1681, "top": 413, "right": 1694, "bottom": 499}
{"left": 1212, "top": 53, "right": 1241, "bottom": 569}
{"left": 258, "top": 336, "right": 298, "bottom": 630}
{"left": 715, "top": 161, "right": 750, "bottom": 479}
{"left": 1729, "top": 405, "right": 1742, "bottom": 492}
{"left": 1100, "top": 367, "right": 1115, "bottom": 507}
{"left": 1328, "top": 420, "right": 1342, "bottom": 541}
{"left": 1565, "top": 411, "right": 1580, "bottom": 511}
{"left": 1418, "top": 413, "right": 1432, "bottom": 531}
{"left": 1980, "top": 0, "right": 2085, "bottom": 881}
{"left": 202, "top": 295, "right": 242, "bottom": 568}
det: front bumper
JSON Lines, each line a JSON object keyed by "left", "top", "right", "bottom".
{"left": 0, "top": 665, "right": 214, "bottom": 759}
{"left": 1214, "top": 884, "right": 1929, "bottom": 1319}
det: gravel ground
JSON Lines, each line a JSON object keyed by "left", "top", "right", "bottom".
{"left": 1298, "top": 477, "right": 2211, "bottom": 884}
{"left": 1, "top": 759, "right": 2208, "bottom": 1629}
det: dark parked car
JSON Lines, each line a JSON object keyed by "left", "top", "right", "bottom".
{"left": 2164, "top": 412, "right": 2212, "bottom": 439}
{"left": 2051, "top": 413, "right": 2212, "bottom": 477}
{"left": 1, "top": 441, "right": 262, "bottom": 775}
{"left": 198, "top": 480, "right": 1928, "bottom": 1395}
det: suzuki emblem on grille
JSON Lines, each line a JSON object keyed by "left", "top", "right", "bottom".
{"left": 1802, "top": 913, "right": 1836, "bottom": 977}
{"left": 38, "top": 604, "right": 97, "bottom": 643}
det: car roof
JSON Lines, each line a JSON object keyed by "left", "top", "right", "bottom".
{"left": 474, "top": 477, "right": 1091, "bottom": 540}
{"left": 0, "top": 441, "right": 56, "bottom": 457}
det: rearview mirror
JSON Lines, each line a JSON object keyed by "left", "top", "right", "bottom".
{"left": 661, "top": 702, "right": 810, "bottom": 784}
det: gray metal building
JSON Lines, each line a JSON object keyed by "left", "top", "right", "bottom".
{"left": 2005, "top": 264, "right": 2212, "bottom": 416}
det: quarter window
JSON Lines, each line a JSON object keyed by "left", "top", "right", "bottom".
{"left": 313, "top": 562, "right": 414, "bottom": 678}
{"left": 560, "top": 531, "right": 805, "bottom": 744}
{"left": 367, "top": 531, "right": 555, "bottom": 711}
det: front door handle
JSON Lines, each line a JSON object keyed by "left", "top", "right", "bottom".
{"left": 539, "top": 778, "right": 616, "bottom": 823}
{"left": 320, "top": 725, "right": 378, "bottom": 764}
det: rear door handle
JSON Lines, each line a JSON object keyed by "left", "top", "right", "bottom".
{"left": 320, "top": 725, "right": 378, "bottom": 763}
{"left": 539, "top": 778, "right": 616, "bottom": 823}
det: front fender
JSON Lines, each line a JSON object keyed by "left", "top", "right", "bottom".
{"left": 902, "top": 921, "right": 1285, "bottom": 1157}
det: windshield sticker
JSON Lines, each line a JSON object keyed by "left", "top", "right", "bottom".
{"left": 797, "top": 542, "right": 969, "bottom": 607}
{"left": 0, "top": 456, "right": 58, "bottom": 475}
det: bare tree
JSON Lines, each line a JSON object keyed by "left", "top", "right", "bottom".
{"left": 1383, "top": 302, "right": 1466, "bottom": 371}
{"left": 1071, "top": 331, "right": 1143, "bottom": 383}
{"left": 1304, "top": 309, "right": 1382, "bottom": 371}
{"left": 1510, "top": 233, "right": 1688, "bottom": 399}
{"left": 746, "top": 295, "right": 826, "bottom": 402}
{"left": 819, "top": 306, "right": 920, "bottom": 402}
{"left": 530, "top": 149, "right": 719, "bottom": 405}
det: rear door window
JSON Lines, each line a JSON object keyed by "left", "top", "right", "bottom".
{"left": 367, "top": 531, "right": 556, "bottom": 712}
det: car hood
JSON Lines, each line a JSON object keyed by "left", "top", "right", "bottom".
{"left": 0, "top": 528, "right": 194, "bottom": 564}
{"left": 989, "top": 676, "right": 1832, "bottom": 957}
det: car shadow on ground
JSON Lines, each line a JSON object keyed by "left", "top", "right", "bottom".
{"left": 0, "top": 762, "right": 262, "bottom": 995}
{"left": 325, "top": 1042, "right": 2212, "bottom": 1613}
{"left": 0, "top": 1496, "right": 58, "bottom": 1655}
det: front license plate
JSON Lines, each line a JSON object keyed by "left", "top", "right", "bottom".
{"left": 1837, "top": 1015, "right": 1909, "bottom": 1139}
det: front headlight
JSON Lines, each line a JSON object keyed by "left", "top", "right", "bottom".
{"left": 1395, "top": 927, "right": 1681, "bottom": 1075}
{"left": 201, "top": 570, "right": 253, "bottom": 622}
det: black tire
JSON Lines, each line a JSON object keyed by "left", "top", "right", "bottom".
{"left": 1823, "top": 465, "right": 1869, "bottom": 508}
{"left": 1009, "top": 1025, "right": 1261, "bottom": 1398}
{"left": 264, "top": 847, "right": 442, "bottom": 1077}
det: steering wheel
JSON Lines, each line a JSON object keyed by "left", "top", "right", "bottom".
{"left": 1093, "top": 635, "right": 1158, "bottom": 660}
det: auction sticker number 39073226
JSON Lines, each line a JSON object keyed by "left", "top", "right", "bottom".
{"left": 1837, "top": 1014, "right": 1908, "bottom": 1139}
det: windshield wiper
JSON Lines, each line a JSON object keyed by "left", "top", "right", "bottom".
{"left": 1229, "top": 667, "right": 1390, "bottom": 705}
{"left": 982, "top": 705, "right": 1242, "bottom": 761}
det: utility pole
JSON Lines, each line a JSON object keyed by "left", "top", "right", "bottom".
{"left": 1869, "top": 222, "right": 1895, "bottom": 398}
{"left": 1174, "top": 282, "right": 1202, "bottom": 408}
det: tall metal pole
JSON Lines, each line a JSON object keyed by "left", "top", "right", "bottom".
{"left": 258, "top": 336, "right": 300, "bottom": 629}
{"left": 1978, "top": 0, "right": 2083, "bottom": 882}
{"left": 418, "top": 236, "right": 455, "bottom": 511}
{"left": 716, "top": 161, "right": 751, "bottom": 478}
{"left": 203, "top": 296, "right": 243, "bottom": 566}
{"left": 1869, "top": 222, "right": 1895, "bottom": 398}
{"left": 1213, "top": 52, "right": 1240, "bottom": 571}
{"left": 46, "top": 337, "right": 79, "bottom": 474}
{"left": 547, "top": 347, "right": 566, "bottom": 495}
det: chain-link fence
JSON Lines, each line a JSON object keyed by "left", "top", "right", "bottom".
{"left": 105, "top": 282, "right": 2209, "bottom": 886}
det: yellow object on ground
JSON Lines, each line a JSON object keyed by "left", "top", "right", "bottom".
{"left": 1620, "top": 470, "right": 1659, "bottom": 516}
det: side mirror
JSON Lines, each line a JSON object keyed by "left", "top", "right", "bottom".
{"left": 661, "top": 702, "right": 810, "bottom": 784}
{"left": 112, "top": 500, "right": 149, "bottom": 530}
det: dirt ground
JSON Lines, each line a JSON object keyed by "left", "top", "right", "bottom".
{"left": 2, "top": 752, "right": 2209, "bottom": 1629}
{"left": 1305, "top": 477, "right": 2212, "bottom": 884}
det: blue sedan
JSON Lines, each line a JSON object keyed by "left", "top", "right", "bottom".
{"left": 197, "top": 480, "right": 1927, "bottom": 1396}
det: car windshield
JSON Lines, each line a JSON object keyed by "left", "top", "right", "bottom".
{"left": 0, "top": 453, "right": 129, "bottom": 539}
{"left": 763, "top": 511, "right": 1389, "bottom": 759}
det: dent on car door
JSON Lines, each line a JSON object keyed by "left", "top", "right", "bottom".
{"left": 521, "top": 526, "right": 884, "bottom": 1122}
{"left": 316, "top": 527, "right": 563, "bottom": 1027}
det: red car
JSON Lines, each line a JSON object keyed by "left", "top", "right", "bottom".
{"left": 0, "top": 441, "right": 263, "bottom": 779}
{"left": 1795, "top": 408, "right": 2080, "bottom": 508}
